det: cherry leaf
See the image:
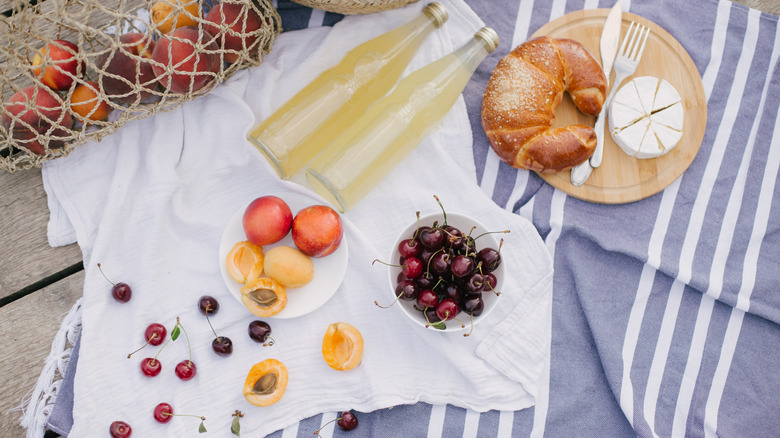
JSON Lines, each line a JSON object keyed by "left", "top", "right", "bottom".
{"left": 431, "top": 321, "right": 446, "bottom": 330}
{"left": 198, "top": 421, "right": 207, "bottom": 433}
{"left": 171, "top": 325, "right": 181, "bottom": 341}
{"left": 231, "top": 415, "right": 241, "bottom": 436}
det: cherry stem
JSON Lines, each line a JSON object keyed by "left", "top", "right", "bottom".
{"left": 162, "top": 412, "right": 206, "bottom": 421}
{"left": 96, "top": 263, "right": 117, "bottom": 287}
{"left": 411, "top": 211, "right": 421, "bottom": 241}
{"left": 263, "top": 335, "right": 275, "bottom": 347}
{"left": 463, "top": 314, "right": 474, "bottom": 337}
{"left": 433, "top": 194, "right": 447, "bottom": 226}
{"left": 204, "top": 306, "right": 220, "bottom": 339}
{"left": 313, "top": 416, "right": 343, "bottom": 437}
{"left": 473, "top": 230, "right": 510, "bottom": 241}
{"left": 177, "top": 317, "right": 193, "bottom": 364}
{"left": 374, "top": 292, "right": 402, "bottom": 309}
{"left": 127, "top": 333, "right": 158, "bottom": 358}
{"left": 372, "top": 258, "right": 402, "bottom": 269}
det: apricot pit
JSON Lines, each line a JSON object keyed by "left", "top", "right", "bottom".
{"left": 241, "top": 277, "right": 287, "bottom": 317}
{"left": 243, "top": 359, "right": 288, "bottom": 407}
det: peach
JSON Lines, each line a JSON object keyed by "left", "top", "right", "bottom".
{"left": 151, "top": 26, "right": 220, "bottom": 94}
{"left": 151, "top": 0, "right": 201, "bottom": 34}
{"left": 242, "top": 195, "right": 293, "bottom": 246}
{"left": 69, "top": 81, "right": 111, "bottom": 122}
{"left": 2, "top": 86, "right": 73, "bottom": 155}
{"left": 292, "top": 205, "right": 343, "bottom": 257}
{"left": 32, "top": 39, "right": 84, "bottom": 91}
{"left": 203, "top": 2, "right": 265, "bottom": 64}
{"left": 97, "top": 33, "right": 158, "bottom": 104}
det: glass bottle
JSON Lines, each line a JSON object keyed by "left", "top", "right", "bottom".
{"left": 247, "top": 2, "right": 449, "bottom": 179}
{"left": 305, "top": 27, "right": 500, "bottom": 213}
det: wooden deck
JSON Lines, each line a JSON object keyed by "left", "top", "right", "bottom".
{"left": 1, "top": 0, "right": 778, "bottom": 435}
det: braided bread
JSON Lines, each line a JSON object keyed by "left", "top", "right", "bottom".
{"left": 481, "top": 36, "right": 607, "bottom": 173}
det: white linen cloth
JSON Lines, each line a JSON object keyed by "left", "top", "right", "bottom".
{"left": 42, "top": 1, "right": 554, "bottom": 435}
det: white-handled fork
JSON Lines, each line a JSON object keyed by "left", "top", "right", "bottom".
{"left": 571, "top": 21, "right": 651, "bottom": 186}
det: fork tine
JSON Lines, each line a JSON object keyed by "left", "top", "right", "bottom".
{"left": 627, "top": 24, "right": 644, "bottom": 60}
{"left": 632, "top": 25, "right": 650, "bottom": 62}
{"left": 619, "top": 21, "right": 636, "bottom": 56}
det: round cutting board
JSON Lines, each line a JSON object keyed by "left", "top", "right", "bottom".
{"left": 530, "top": 9, "right": 707, "bottom": 204}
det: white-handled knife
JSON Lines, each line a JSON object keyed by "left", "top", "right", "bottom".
{"left": 571, "top": 2, "right": 623, "bottom": 186}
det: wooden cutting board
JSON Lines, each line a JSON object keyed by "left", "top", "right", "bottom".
{"left": 529, "top": 9, "right": 707, "bottom": 204}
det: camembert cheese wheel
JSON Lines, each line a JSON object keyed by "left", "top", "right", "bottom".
{"left": 608, "top": 76, "right": 684, "bottom": 159}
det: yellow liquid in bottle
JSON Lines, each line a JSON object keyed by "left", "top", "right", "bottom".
{"left": 247, "top": 4, "right": 447, "bottom": 179}
{"left": 307, "top": 30, "right": 497, "bottom": 212}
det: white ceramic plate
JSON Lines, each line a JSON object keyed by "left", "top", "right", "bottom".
{"left": 218, "top": 191, "right": 348, "bottom": 319}
{"left": 387, "top": 212, "right": 503, "bottom": 332}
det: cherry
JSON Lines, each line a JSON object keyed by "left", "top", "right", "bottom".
{"left": 198, "top": 296, "right": 219, "bottom": 315}
{"left": 398, "top": 238, "right": 421, "bottom": 259}
{"left": 465, "top": 273, "right": 485, "bottom": 293}
{"left": 443, "top": 225, "right": 464, "bottom": 248}
{"left": 140, "top": 357, "right": 162, "bottom": 377}
{"left": 97, "top": 263, "right": 132, "bottom": 303}
{"left": 419, "top": 226, "right": 445, "bottom": 250}
{"left": 416, "top": 288, "right": 439, "bottom": 310}
{"left": 110, "top": 420, "right": 132, "bottom": 437}
{"left": 477, "top": 247, "right": 501, "bottom": 273}
{"left": 443, "top": 282, "right": 463, "bottom": 303}
{"left": 337, "top": 410, "right": 359, "bottom": 431}
{"left": 175, "top": 360, "right": 197, "bottom": 380}
{"left": 145, "top": 323, "right": 167, "bottom": 346}
{"left": 435, "top": 298, "right": 459, "bottom": 321}
{"left": 395, "top": 279, "right": 419, "bottom": 301}
{"left": 483, "top": 273, "right": 499, "bottom": 294}
{"left": 154, "top": 402, "right": 174, "bottom": 423}
{"left": 248, "top": 320, "right": 275, "bottom": 346}
{"left": 420, "top": 248, "right": 436, "bottom": 265}
{"left": 430, "top": 252, "right": 451, "bottom": 276}
{"left": 424, "top": 306, "right": 441, "bottom": 323}
{"left": 450, "top": 254, "right": 475, "bottom": 278}
{"left": 415, "top": 271, "right": 436, "bottom": 290}
{"left": 462, "top": 293, "right": 484, "bottom": 316}
{"left": 401, "top": 256, "right": 423, "bottom": 279}
{"left": 212, "top": 337, "right": 233, "bottom": 356}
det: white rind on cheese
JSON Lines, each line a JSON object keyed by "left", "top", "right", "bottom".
{"left": 608, "top": 76, "right": 685, "bottom": 159}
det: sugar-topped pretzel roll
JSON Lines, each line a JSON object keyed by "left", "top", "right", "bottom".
{"left": 481, "top": 36, "right": 608, "bottom": 173}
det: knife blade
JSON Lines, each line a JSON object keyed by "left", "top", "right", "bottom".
{"left": 570, "top": 2, "right": 623, "bottom": 185}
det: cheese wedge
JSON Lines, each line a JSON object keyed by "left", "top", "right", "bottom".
{"left": 608, "top": 76, "right": 684, "bottom": 159}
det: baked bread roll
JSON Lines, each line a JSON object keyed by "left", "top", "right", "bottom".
{"left": 481, "top": 36, "right": 608, "bottom": 173}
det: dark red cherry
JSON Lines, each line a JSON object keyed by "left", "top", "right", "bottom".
{"left": 145, "top": 323, "right": 167, "bottom": 346}
{"left": 415, "top": 272, "right": 436, "bottom": 290}
{"left": 477, "top": 247, "right": 501, "bottom": 273}
{"left": 483, "top": 273, "right": 498, "bottom": 292}
{"left": 419, "top": 226, "right": 445, "bottom": 250}
{"left": 395, "top": 279, "right": 420, "bottom": 301}
{"left": 430, "top": 252, "right": 451, "bottom": 275}
{"left": 435, "top": 298, "right": 459, "bottom": 321}
{"left": 450, "top": 254, "right": 475, "bottom": 278}
{"left": 401, "top": 256, "right": 423, "bottom": 279}
{"left": 112, "top": 283, "right": 132, "bottom": 303}
{"left": 398, "top": 238, "right": 422, "bottom": 259}
{"left": 337, "top": 410, "right": 359, "bottom": 431}
{"left": 443, "top": 225, "right": 463, "bottom": 248}
{"left": 140, "top": 358, "right": 162, "bottom": 377}
{"left": 443, "top": 282, "right": 463, "bottom": 303}
{"left": 465, "top": 273, "right": 485, "bottom": 293}
{"left": 424, "top": 306, "right": 441, "bottom": 323}
{"left": 248, "top": 320, "right": 273, "bottom": 344}
{"left": 175, "top": 360, "right": 197, "bottom": 380}
{"left": 416, "top": 289, "right": 439, "bottom": 310}
{"left": 212, "top": 336, "right": 233, "bottom": 356}
{"left": 420, "top": 247, "right": 435, "bottom": 265}
{"left": 198, "top": 296, "right": 219, "bottom": 315}
{"left": 396, "top": 272, "right": 409, "bottom": 283}
{"left": 462, "top": 293, "right": 484, "bottom": 316}
{"left": 154, "top": 403, "right": 173, "bottom": 423}
{"left": 110, "top": 420, "right": 132, "bottom": 437}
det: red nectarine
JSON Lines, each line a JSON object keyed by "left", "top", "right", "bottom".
{"left": 32, "top": 39, "right": 85, "bottom": 91}
{"left": 97, "top": 33, "right": 158, "bottom": 104}
{"left": 242, "top": 195, "right": 293, "bottom": 246}
{"left": 151, "top": 26, "right": 220, "bottom": 94}
{"left": 292, "top": 205, "right": 343, "bottom": 257}
{"left": 2, "top": 86, "right": 73, "bottom": 155}
{"left": 203, "top": 2, "right": 265, "bottom": 64}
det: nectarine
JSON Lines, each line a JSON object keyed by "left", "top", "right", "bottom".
{"left": 242, "top": 195, "right": 293, "bottom": 246}
{"left": 292, "top": 205, "right": 343, "bottom": 257}
{"left": 2, "top": 86, "right": 73, "bottom": 155}
{"left": 97, "top": 33, "right": 158, "bottom": 104}
{"left": 32, "top": 39, "right": 85, "bottom": 91}
{"left": 151, "top": 0, "right": 201, "bottom": 34}
{"left": 203, "top": 2, "right": 265, "bottom": 64}
{"left": 151, "top": 26, "right": 220, "bottom": 94}
{"left": 70, "top": 81, "right": 111, "bottom": 122}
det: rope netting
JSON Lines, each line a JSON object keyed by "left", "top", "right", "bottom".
{"left": 290, "top": 0, "right": 418, "bottom": 15}
{"left": 0, "top": 0, "right": 281, "bottom": 171}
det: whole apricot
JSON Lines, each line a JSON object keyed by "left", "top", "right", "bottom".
{"left": 151, "top": 26, "right": 220, "bottom": 94}
{"left": 203, "top": 2, "right": 265, "bottom": 64}
{"left": 151, "top": 0, "right": 201, "bottom": 34}
{"left": 32, "top": 39, "right": 85, "bottom": 91}
{"left": 2, "top": 86, "right": 73, "bottom": 155}
{"left": 70, "top": 81, "right": 111, "bottom": 122}
{"left": 263, "top": 246, "right": 314, "bottom": 288}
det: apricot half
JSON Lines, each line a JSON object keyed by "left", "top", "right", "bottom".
{"left": 243, "top": 359, "right": 288, "bottom": 407}
{"left": 226, "top": 240, "right": 264, "bottom": 284}
{"left": 241, "top": 277, "right": 287, "bottom": 317}
{"left": 322, "top": 322, "right": 364, "bottom": 371}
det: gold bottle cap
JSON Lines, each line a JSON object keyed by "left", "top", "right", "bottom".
{"left": 423, "top": 2, "right": 449, "bottom": 28}
{"left": 475, "top": 27, "right": 500, "bottom": 53}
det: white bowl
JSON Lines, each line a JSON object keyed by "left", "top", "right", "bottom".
{"left": 386, "top": 211, "right": 504, "bottom": 333}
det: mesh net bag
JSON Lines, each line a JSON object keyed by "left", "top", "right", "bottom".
{"left": 0, "top": 0, "right": 282, "bottom": 172}
{"left": 290, "top": 0, "right": 419, "bottom": 15}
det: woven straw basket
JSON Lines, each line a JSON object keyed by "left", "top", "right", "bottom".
{"left": 291, "top": 0, "right": 419, "bottom": 14}
{"left": 0, "top": 0, "right": 281, "bottom": 172}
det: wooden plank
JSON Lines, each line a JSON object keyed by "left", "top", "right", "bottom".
{"left": 0, "top": 271, "right": 83, "bottom": 437}
{"left": 0, "top": 168, "right": 82, "bottom": 299}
